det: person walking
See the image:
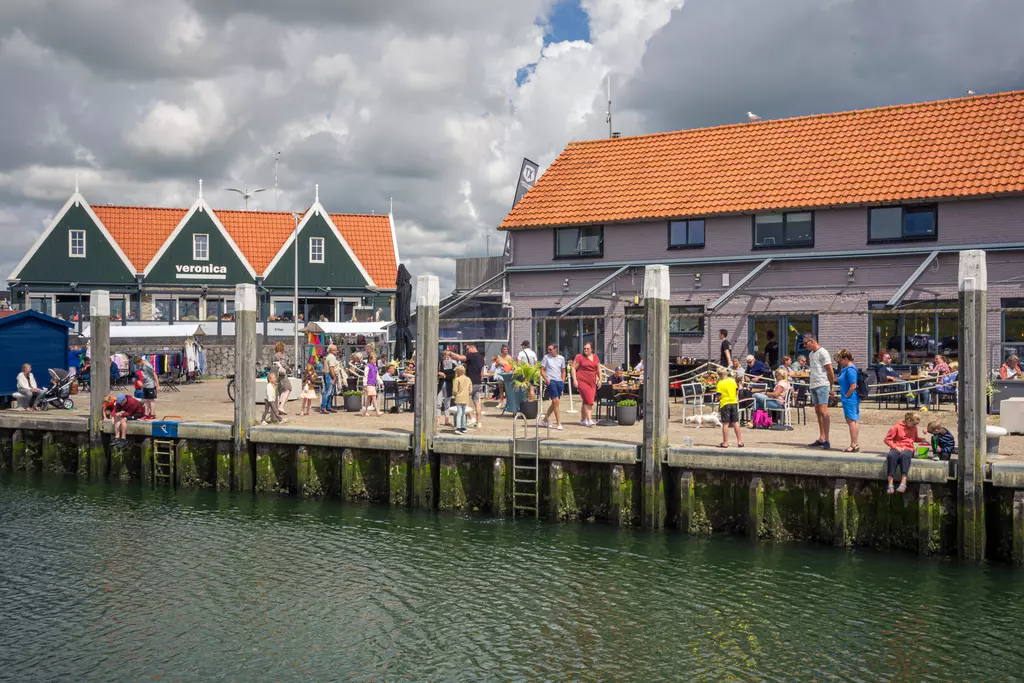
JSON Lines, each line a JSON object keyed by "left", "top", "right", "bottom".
{"left": 15, "top": 363, "right": 43, "bottom": 410}
{"left": 300, "top": 363, "right": 318, "bottom": 416}
{"left": 540, "top": 343, "right": 566, "bottom": 430}
{"left": 803, "top": 334, "right": 836, "bottom": 450}
{"left": 718, "top": 329, "right": 732, "bottom": 368}
{"left": 261, "top": 373, "right": 286, "bottom": 424}
{"left": 884, "top": 412, "right": 922, "bottom": 494}
{"left": 572, "top": 342, "right": 601, "bottom": 427}
{"left": 362, "top": 352, "right": 382, "bottom": 417}
{"left": 835, "top": 349, "right": 861, "bottom": 453}
{"left": 517, "top": 340, "right": 537, "bottom": 365}
{"left": 273, "top": 342, "right": 291, "bottom": 414}
{"left": 135, "top": 355, "right": 159, "bottom": 420}
{"left": 452, "top": 365, "right": 472, "bottom": 434}
{"left": 320, "top": 345, "right": 341, "bottom": 414}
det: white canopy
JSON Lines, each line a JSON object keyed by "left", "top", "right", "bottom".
{"left": 81, "top": 323, "right": 206, "bottom": 339}
{"left": 303, "top": 321, "right": 392, "bottom": 337}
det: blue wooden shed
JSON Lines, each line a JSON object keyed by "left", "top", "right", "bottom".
{"left": 0, "top": 310, "right": 74, "bottom": 401}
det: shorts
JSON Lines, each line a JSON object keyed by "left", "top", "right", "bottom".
{"left": 365, "top": 385, "right": 377, "bottom": 397}
{"left": 719, "top": 404, "right": 739, "bottom": 425}
{"left": 810, "top": 386, "right": 830, "bottom": 406}
{"left": 127, "top": 414, "right": 142, "bottom": 421}
{"left": 471, "top": 384, "right": 484, "bottom": 402}
{"left": 143, "top": 387, "right": 157, "bottom": 400}
{"left": 134, "top": 389, "right": 144, "bottom": 399}
{"left": 547, "top": 380, "right": 564, "bottom": 400}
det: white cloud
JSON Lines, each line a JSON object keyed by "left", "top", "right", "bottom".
{"left": 124, "top": 81, "right": 231, "bottom": 158}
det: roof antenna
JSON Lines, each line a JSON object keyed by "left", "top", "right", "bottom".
{"left": 273, "top": 151, "right": 281, "bottom": 211}
{"left": 606, "top": 73, "right": 612, "bottom": 139}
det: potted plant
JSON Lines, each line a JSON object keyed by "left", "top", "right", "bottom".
{"left": 616, "top": 398, "right": 638, "bottom": 426}
{"left": 512, "top": 361, "right": 543, "bottom": 420}
{"left": 343, "top": 390, "right": 363, "bottom": 412}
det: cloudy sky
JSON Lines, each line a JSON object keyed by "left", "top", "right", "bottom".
{"left": 2, "top": 0, "right": 1023, "bottom": 294}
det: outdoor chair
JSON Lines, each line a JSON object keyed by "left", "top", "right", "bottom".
{"left": 680, "top": 382, "right": 705, "bottom": 422}
{"left": 793, "top": 385, "right": 809, "bottom": 425}
{"left": 766, "top": 384, "right": 795, "bottom": 428}
{"left": 930, "top": 382, "right": 958, "bottom": 411}
{"left": 595, "top": 384, "right": 618, "bottom": 422}
{"left": 382, "top": 379, "right": 405, "bottom": 412}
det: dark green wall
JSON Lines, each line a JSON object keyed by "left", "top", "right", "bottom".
{"left": 146, "top": 208, "right": 253, "bottom": 285}
{"left": 263, "top": 213, "right": 371, "bottom": 289}
{"left": 16, "top": 203, "right": 135, "bottom": 284}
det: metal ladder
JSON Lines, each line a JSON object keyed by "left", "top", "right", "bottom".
{"left": 153, "top": 439, "right": 175, "bottom": 486}
{"left": 512, "top": 412, "right": 547, "bottom": 517}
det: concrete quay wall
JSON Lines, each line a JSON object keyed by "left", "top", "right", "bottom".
{"left": 2, "top": 413, "right": 1023, "bottom": 565}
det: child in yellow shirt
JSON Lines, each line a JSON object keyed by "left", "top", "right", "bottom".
{"left": 452, "top": 365, "right": 472, "bottom": 434}
{"left": 716, "top": 367, "right": 743, "bottom": 447}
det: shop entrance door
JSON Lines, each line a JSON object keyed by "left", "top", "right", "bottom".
{"left": 748, "top": 315, "right": 817, "bottom": 366}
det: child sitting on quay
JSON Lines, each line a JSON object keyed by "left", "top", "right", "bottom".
{"left": 927, "top": 420, "right": 957, "bottom": 461}
{"left": 883, "top": 412, "right": 924, "bottom": 494}
{"left": 715, "top": 367, "right": 743, "bottom": 448}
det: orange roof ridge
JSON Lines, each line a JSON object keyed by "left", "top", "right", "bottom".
{"left": 501, "top": 89, "right": 1024, "bottom": 230}
{"left": 93, "top": 203, "right": 388, "bottom": 218}
{"left": 566, "top": 89, "right": 1024, "bottom": 146}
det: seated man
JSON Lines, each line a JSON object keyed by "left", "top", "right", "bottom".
{"left": 606, "top": 367, "right": 629, "bottom": 387}
{"left": 878, "top": 352, "right": 927, "bottom": 408}
{"left": 747, "top": 354, "right": 771, "bottom": 379}
{"left": 382, "top": 364, "right": 411, "bottom": 410}
{"left": 729, "top": 358, "right": 746, "bottom": 384}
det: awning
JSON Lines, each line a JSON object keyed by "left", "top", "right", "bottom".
{"left": 81, "top": 323, "right": 206, "bottom": 339}
{"left": 438, "top": 270, "right": 506, "bottom": 316}
{"left": 555, "top": 265, "right": 629, "bottom": 316}
{"left": 303, "top": 321, "right": 392, "bottom": 337}
{"left": 886, "top": 250, "right": 940, "bottom": 308}
{"left": 707, "top": 258, "right": 773, "bottom": 312}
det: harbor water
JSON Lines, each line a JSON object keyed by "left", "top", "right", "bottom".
{"left": 2, "top": 473, "right": 1023, "bottom": 682}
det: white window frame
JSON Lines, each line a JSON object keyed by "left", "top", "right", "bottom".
{"left": 69, "top": 229, "right": 86, "bottom": 258}
{"left": 309, "top": 236, "right": 325, "bottom": 264}
{"left": 270, "top": 296, "right": 297, "bottom": 320}
{"left": 193, "top": 233, "right": 209, "bottom": 261}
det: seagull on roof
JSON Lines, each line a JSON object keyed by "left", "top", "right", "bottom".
{"left": 747, "top": 111, "right": 762, "bottom": 122}
{"left": 967, "top": 90, "right": 976, "bottom": 96}
{"left": 224, "top": 187, "right": 266, "bottom": 210}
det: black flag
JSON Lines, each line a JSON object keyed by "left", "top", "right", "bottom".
{"left": 512, "top": 158, "right": 539, "bottom": 209}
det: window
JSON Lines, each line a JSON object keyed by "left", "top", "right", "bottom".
{"left": 533, "top": 307, "right": 605, "bottom": 360}
{"left": 668, "top": 220, "right": 705, "bottom": 249}
{"left": 309, "top": 237, "right": 325, "bottom": 263}
{"left": 154, "top": 299, "right": 173, "bottom": 321}
{"left": 271, "top": 298, "right": 295, "bottom": 321}
{"left": 670, "top": 305, "right": 705, "bottom": 335}
{"left": 177, "top": 298, "right": 200, "bottom": 320}
{"left": 69, "top": 230, "right": 86, "bottom": 257}
{"left": 554, "top": 226, "right": 603, "bottom": 259}
{"left": 753, "top": 212, "right": 813, "bottom": 248}
{"left": 869, "top": 301, "right": 958, "bottom": 364}
{"left": 29, "top": 296, "right": 54, "bottom": 316}
{"left": 193, "top": 233, "right": 209, "bottom": 260}
{"left": 869, "top": 205, "right": 937, "bottom": 242}
{"left": 1002, "top": 298, "right": 1024, "bottom": 361}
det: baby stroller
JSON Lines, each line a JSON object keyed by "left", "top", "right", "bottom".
{"left": 39, "top": 369, "right": 75, "bottom": 411}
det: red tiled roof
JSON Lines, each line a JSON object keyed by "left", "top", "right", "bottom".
{"left": 330, "top": 214, "right": 397, "bottom": 288}
{"left": 93, "top": 206, "right": 186, "bottom": 271}
{"left": 500, "top": 90, "right": 1024, "bottom": 229}
{"left": 87, "top": 204, "right": 398, "bottom": 286}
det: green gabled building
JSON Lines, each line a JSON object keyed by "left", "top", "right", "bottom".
{"left": 7, "top": 184, "right": 400, "bottom": 326}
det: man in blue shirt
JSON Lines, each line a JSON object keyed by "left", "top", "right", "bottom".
{"left": 746, "top": 354, "right": 771, "bottom": 379}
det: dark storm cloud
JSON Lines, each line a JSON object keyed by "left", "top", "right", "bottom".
{"left": 626, "top": 0, "right": 1024, "bottom": 132}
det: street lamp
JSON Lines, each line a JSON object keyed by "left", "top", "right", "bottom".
{"left": 292, "top": 212, "right": 301, "bottom": 373}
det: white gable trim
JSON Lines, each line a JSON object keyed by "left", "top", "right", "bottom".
{"left": 260, "top": 201, "right": 377, "bottom": 288}
{"left": 8, "top": 192, "right": 137, "bottom": 281}
{"left": 388, "top": 211, "right": 401, "bottom": 273}
{"left": 142, "top": 197, "right": 258, "bottom": 279}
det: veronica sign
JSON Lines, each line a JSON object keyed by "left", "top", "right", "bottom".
{"left": 176, "top": 264, "right": 227, "bottom": 280}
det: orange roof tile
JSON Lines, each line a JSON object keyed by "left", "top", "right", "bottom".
{"left": 92, "top": 205, "right": 186, "bottom": 271}
{"left": 330, "top": 214, "right": 397, "bottom": 288}
{"left": 88, "top": 204, "right": 398, "bottom": 286}
{"left": 500, "top": 90, "right": 1024, "bottom": 229}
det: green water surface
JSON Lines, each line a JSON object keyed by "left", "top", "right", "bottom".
{"left": 1, "top": 473, "right": 1023, "bottom": 682}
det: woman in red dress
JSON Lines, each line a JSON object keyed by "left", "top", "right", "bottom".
{"left": 572, "top": 342, "right": 601, "bottom": 427}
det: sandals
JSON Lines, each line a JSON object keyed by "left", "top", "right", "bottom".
{"left": 717, "top": 443, "right": 729, "bottom": 448}
{"left": 896, "top": 482, "right": 907, "bottom": 493}
{"left": 737, "top": 443, "right": 745, "bottom": 448}
{"left": 843, "top": 445, "right": 860, "bottom": 453}
{"left": 887, "top": 484, "right": 895, "bottom": 494}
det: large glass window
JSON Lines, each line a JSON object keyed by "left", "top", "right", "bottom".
{"left": 869, "top": 205, "right": 937, "bottom": 242}
{"left": 554, "top": 226, "right": 603, "bottom": 259}
{"left": 668, "top": 220, "right": 705, "bottom": 249}
{"left": 29, "top": 296, "right": 53, "bottom": 316}
{"left": 753, "top": 212, "right": 813, "bottom": 248}
{"left": 153, "top": 298, "right": 173, "bottom": 321}
{"left": 533, "top": 308, "right": 605, "bottom": 362}
{"left": 271, "top": 299, "right": 295, "bottom": 321}
{"left": 55, "top": 294, "right": 88, "bottom": 322}
{"left": 869, "top": 301, "right": 958, "bottom": 364}
{"left": 177, "top": 298, "right": 200, "bottom": 320}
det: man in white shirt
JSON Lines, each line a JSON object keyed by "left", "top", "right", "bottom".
{"left": 540, "top": 344, "right": 566, "bottom": 430}
{"left": 804, "top": 334, "right": 837, "bottom": 450}
{"left": 517, "top": 340, "right": 537, "bottom": 365}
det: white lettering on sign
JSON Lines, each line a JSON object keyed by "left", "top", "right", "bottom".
{"left": 175, "top": 264, "right": 228, "bottom": 280}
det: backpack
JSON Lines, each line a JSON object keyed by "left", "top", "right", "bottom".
{"left": 752, "top": 409, "right": 773, "bottom": 429}
{"left": 856, "top": 369, "right": 870, "bottom": 399}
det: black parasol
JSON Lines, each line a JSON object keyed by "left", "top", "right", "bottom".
{"left": 394, "top": 263, "right": 413, "bottom": 361}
